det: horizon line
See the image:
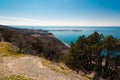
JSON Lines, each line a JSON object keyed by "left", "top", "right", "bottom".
{"left": 0, "top": 16, "right": 120, "bottom": 26}
{"left": 1, "top": 24, "right": 120, "bottom": 27}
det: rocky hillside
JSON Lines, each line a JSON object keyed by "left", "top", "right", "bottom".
{"left": 0, "top": 42, "right": 89, "bottom": 80}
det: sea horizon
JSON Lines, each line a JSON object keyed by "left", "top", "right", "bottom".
{"left": 10, "top": 25, "right": 120, "bottom": 45}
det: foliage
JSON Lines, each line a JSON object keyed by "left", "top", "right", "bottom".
{"left": 62, "top": 32, "right": 120, "bottom": 79}
{"left": 0, "top": 26, "right": 64, "bottom": 61}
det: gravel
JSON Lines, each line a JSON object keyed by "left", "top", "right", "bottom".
{"left": 0, "top": 56, "right": 87, "bottom": 80}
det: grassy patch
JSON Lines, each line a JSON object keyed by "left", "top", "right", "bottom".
{"left": 0, "top": 42, "right": 24, "bottom": 57}
{"left": 0, "top": 75, "right": 33, "bottom": 80}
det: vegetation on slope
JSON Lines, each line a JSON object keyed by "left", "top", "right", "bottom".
{"left": 62, "top": 32, "right": 120, "bottom": 80}
{"left": 0, "top": 41, "right": 86, "bottom": 80}
{"left": 0, "top": 42, "right": 23, "bottom": 57}
{"left": 0, "top": 25, "right": 120, "bottom": 79}
{"left": 0, "top": 25, "right": 68, "bottom": 61}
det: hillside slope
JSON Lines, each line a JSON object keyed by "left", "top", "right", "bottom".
{"left": 0, "top": 42, "right": 89, "bottom": 80}
{"left": 0, "top": 25, "right": 68, "bottom": 61}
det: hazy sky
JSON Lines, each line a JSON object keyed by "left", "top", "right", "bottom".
{"left": 0, "top": 0, "right": 120, "bottom": 26}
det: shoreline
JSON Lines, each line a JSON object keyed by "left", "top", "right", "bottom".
{"left": 0, "top": 25, "right": 69, "bottom": 52}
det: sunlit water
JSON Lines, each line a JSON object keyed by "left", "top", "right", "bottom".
{"left": 13, "top": 26, "right": 120, "bottom": 46}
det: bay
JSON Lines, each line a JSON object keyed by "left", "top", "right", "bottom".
{"left": 13, "top": 26, "right": 120, "bottom": 46}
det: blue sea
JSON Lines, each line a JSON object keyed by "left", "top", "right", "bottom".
{"left": 13, "top": 26, "right": 120, "bottom": 45}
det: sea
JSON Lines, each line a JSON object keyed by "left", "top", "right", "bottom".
{"left": 12, "top": 26, "right": 120, "bottom": 46}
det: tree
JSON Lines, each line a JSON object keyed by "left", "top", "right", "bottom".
{"left": 61, "top": 32, "right": 120, "bottom": 79}
{"left": 102, "top": 35, "right": 118, "bottom": 77}
{"left": 87, "top": 32, "right": 104, "bottom": 73}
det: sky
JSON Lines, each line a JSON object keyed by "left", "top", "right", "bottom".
{"left": 0, "top": 0, "right": 120, "bottom": 26}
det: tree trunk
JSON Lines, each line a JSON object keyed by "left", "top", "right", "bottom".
{"left": 104, "top": 50, "right": 110, "bottom": 77}
{"left": 97, "top": 56, "right": 103, "bottom": 75}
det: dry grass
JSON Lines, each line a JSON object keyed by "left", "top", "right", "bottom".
{"left": 40, "top": 57, "right": 72, "bottom": 74}
{"left": 0, "top": 75, "right": 33, "bottom": 80}
{"left": 0, "top": 41, "right": 91, "bottom": 80}
{"left": 0, "top": 42, "right": 24, "bottom": 57}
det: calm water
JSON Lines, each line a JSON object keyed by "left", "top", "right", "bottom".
{"left": 13, "top": 26, "right": 120, "bottom": 45}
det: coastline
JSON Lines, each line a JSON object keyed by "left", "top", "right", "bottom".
{"left": 0, "top": 25, "right": 69, "bottom": 53}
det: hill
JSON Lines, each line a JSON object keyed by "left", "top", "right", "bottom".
{"left": 0, "top": 25, "right": 68, "bottom": 61}
{"left": 0, "top": 42, "right": 89, "bottom": 80}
